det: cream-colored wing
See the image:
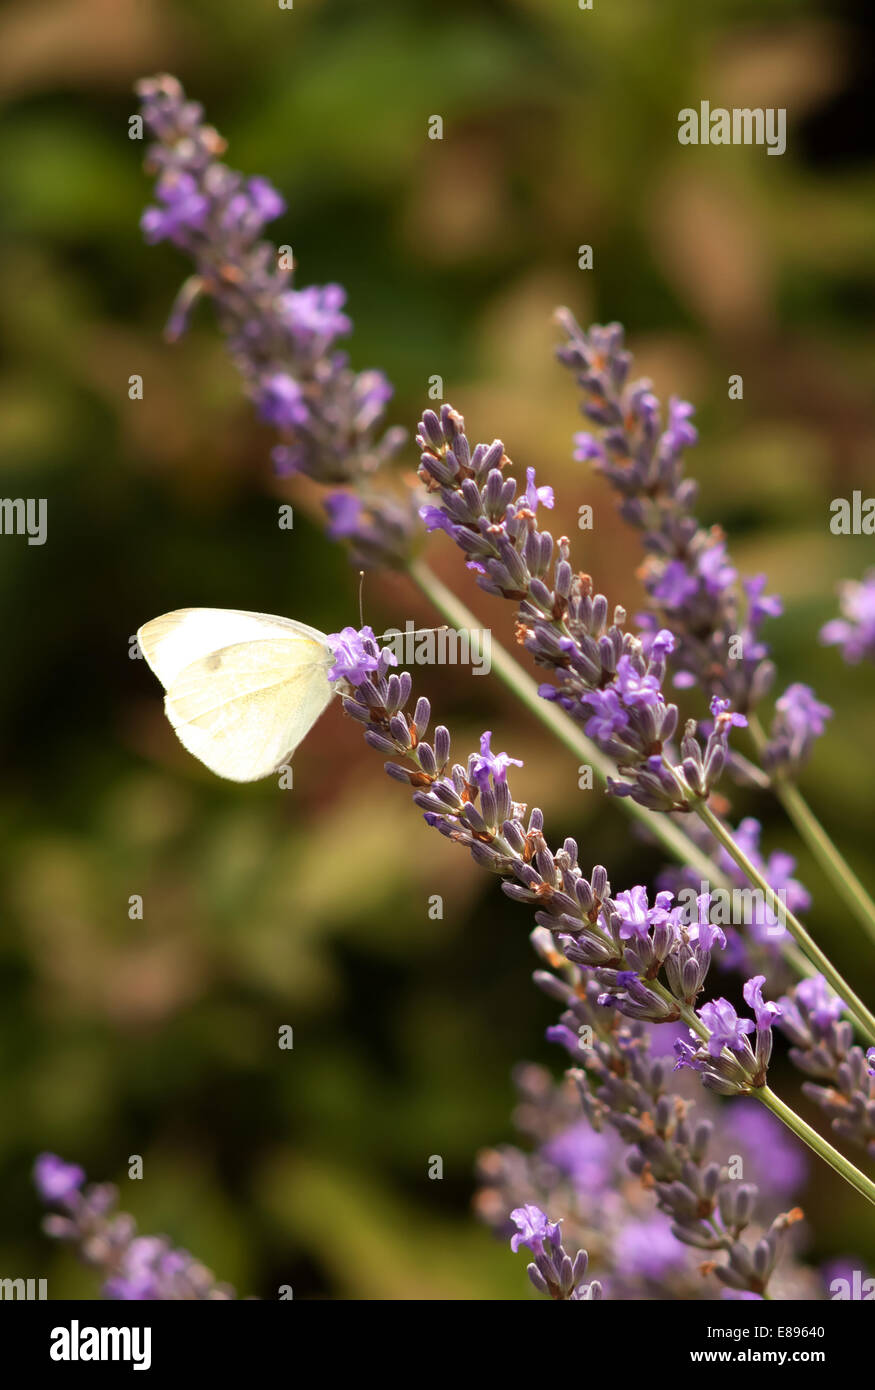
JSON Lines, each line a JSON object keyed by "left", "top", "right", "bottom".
{"left": 137, "top": 608, "right": 329, "bottom": 689}
{"left": 137, "top": 609, "right": 335, "bottom": 782}
{"left": 163, "top": 639, "right": 334, "bottom": 782}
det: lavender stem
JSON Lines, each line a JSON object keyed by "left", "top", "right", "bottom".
{"left": 409, "top": 556, "right": 814, "bottom": 992}
{"left": 749, "top": 713, "right": 875, "bottom": 948}
{"left": 647, "top": 979, "right": 875, "bottom": 1207}
{"left": 757, "top": 1086, "right": 875, "bottom": 1209}
{"left": 408, "top": 557, "right": 726, "bottom": 884}
{"left": 695, "top": 801, "right": 875, "bottom": 1045}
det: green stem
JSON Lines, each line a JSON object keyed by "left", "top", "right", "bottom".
{"left": 407, "top": 561, "right": 875, "bottom": 1205}
{"left": 408, "top": 558, "right": 726, "bottom": 887}
{"left": 409, "top": 559, "right": 827, "bottom": 987}
{"left": 759, "top": 1086, "right": 875, "bottom": 1209}
{"left": 649, "top": 982, "right": 875, "bottom": 1208}
{"left": 749, "top": 716, "right": 875, "bottom": 948}
{"left": 695, "top": 801, "right": 875, "bottom": 1045}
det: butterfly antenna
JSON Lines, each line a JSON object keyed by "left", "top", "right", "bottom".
{"left": 358, "top": 571, "right": 366, "bottom": 629}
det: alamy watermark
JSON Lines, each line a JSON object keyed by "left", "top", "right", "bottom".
{"left": 676, "top": 881, "right": 788, "bottom": 934}
{"left": 1, "top": 1275, "right": 47, "bottom": 1299}
{"left": 381, "top": 622, "right": 491, "bottom": 675}
{"left": 678, "top": 102, "right": 786, "bottom": 156}
{"left": 0, "top": 498, "right": 47, "bottom": 545}
{"left": 50, "top": 1320, "right": 151, "bottom": 1370}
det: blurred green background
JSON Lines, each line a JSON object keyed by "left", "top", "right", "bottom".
{"left": 1, "top": 0, "right": 874, "bottom": 1298}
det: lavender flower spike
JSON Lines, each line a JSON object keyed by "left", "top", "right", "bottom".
{"left": 820, "top": 570, "right": 875, "bottom": 665}
{"left": 35, "top": 1154, "right": 238, "bottom": 1300}
{"left": 763, "top": 683, "right": 832, "bottom": 777}
{"left": 337, "top": 637, "right": 806, "bottom": 1295}
{"left": 674, "top": 976, "right": 781, "bottom": 1094}
{"left": 415, "top": 404, "right": 746, "bottom": 812}
{"left": 551, "top": 982, "right": 801, "bottom": 1296}
{"left": 556, "top": 314, "right": 781, "bottom": 721}
{"left": 509, "top": 1205, "right": 603, "bottom": 1300}
{"left": 137, "top": 74, "right": 415, "bottom": 566}
{"left": 777, "top": 976, "right": 875, "bottom": 1158}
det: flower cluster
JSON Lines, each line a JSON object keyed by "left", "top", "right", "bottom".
{"left": 509, "top": 1205, "right": 603, "bottom": 1300}
{"left": 332, "top": 630, "right": 780, "bottom": 1075}
{"left": 478, "top": 1063, "right": 817, "bottom": 1299}
{"left": 657, "top": 815, "right": 810, "bottom": 983}
{"left": 776, "top": 977, "right": 875, "bottom": 1158}
{"left": 762, "top": 684, "right": 832, "bottom": 777}
{"left": 555, "top": 314, "right": 833, "bottom": 778}
{"left": 540, "top": 979, "right": 801, "bottom": 1296}
{"left": 415, "top": 406, "right": 748, "bottom": 812}
{"left": 34, "top": 1154, "right": 237, "bottom": 1300}
{"left": 137, "top": 74, "right": 413, "bottom": 563}
{"left": 125, "top": 82, "right": 875, "bottom": 1300}
{"left": 673, "top": 976, "right": 781, "bottom": 1094}
{"left": 555, "top": 316, "right": 778, "bottom": 709}
{"left": 821, "top": 571, "right": 875, "bottom": 665}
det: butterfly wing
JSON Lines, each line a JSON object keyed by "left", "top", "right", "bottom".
{"left": 137, "top": 609, "right": 335, "bottom": 782}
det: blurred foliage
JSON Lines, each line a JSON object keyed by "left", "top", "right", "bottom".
{"left": 0, "top": 0, "right": 873, "bottom": 1297}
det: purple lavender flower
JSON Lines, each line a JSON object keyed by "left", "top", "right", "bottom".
{"left": 746, "top": 573, "right": 784, "bottom": 628}
{"left": 541, "top": 1121, "right": 618, "bottom": 1197}
{"left": 614, "top": 655, "right": 663, "bottom": 708}
{"left": 470, "top": 732, "right": 523, "bottom": 788}
{"left": 524, "top": 468, "right": 555, "bottom": 513}
{"left": 615, "top": 1216, "right": 688, "bottom": 1282}
{"left": 337, "top": 648, "right": 803, "bottom": 1298}
{"left": 509, "top": 1203, "right": 561, "bottom": 1254}
{"left": 34, "top": 1153, "right": 85, "bottom": 1205}
{"left": 581, "top": 687, "right": 630, "bottom": 742}
{"left": 326, "top": 625, "right": 395, "bottom": 684}
{"left": 653, "top": 560, "right": 698, "bottom": 609}
{"left": 137, "top": 73, "right": 413, "bottom": 562}
{"left": 34, "top": 1155, "right": 237, "bottom": 1299}
{"left": 415, "top": 404, "right": 745, "bottom": 812}
{"left": 710, "top": 695, "right": 748, "bottom": 730}
{"left": 280, "top": 284, "right": 351, "bottom": 344}
{"left": 676, "top": 977, "right": 781, "bottom": 1093}
{"left": 324, "top": 491, "right": 364, "bottom": 539}
{"left": 699, "top": 998, "right": 756, "bottom": 1056}
{"left": 554, "top": 984, "right": 800, "bottom": 1295}
{"left": 698, "top": 541, "right": 738, "bottom": 599}
{"left": 612, "top": 888, "right": 676, "bottom": 953}
{"left": 255, "top": 373, "right": 309, "bottom": 429}
{"left": 820, "top": 571, "right": 875, "bottom": 664}
{"left": 556, "top": 314, "right": 780, "bottom": 722}
{"left": 141, "top": 171, "right": 210, "bottom": 244}
{"left": 744, "top": 974, "right": 783, "bottom": 1032}
{"left": 763, "top": 683, "right": 833, "bottom": 776}
{"left": 777, "top": 976, "right": 875, "bottom": 1158}
{"left": 509, "top": 1205, "right": 602, "bottom": 1300}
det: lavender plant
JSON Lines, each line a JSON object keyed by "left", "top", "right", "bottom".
{"left": 136, "top": 73, "right": 415, "bottom": 567}
{"left": 34, "top": 1155, "right": 238, "bottom": 1299}
{"left": 821, "top": 571, "right": 875, "bottom": 665}
{"left": 412, "top": 403, "right": 875, "bottom": 1043}
{"left": 324, "top": 631, "right": 875, "bottom": 1214}
{"left": 477, "top": 1065, "right": 821, "bottom": 1299}
{"left": 509, "top": 1206, "right": 603, "bottom": 1300}
{"left": 35, "top": 75, "right": 875, "bottom": 1302}
{"left": 555, "top": 314, "right": 875, "bottom": 946}
{"left": 132, "top": 75, "right": 746, "bottom": 886}
{"left": 776, "top": 979, "right": 875, "bottom": 1159}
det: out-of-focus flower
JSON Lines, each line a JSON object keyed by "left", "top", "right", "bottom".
{"left": 820, "top": 571, "right": 875, "bottom": 664}
{"left": 34, "top": 1156, "right": 237, "bottom": 1300}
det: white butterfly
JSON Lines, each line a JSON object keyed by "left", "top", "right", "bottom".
{"left": 137, "top": 608, "right": 338, "bottom": 783}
